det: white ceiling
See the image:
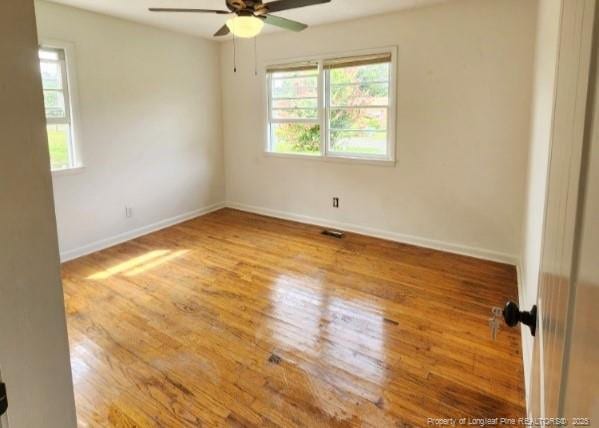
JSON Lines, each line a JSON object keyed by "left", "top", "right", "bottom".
{"left": 45, "top": 0, "right": 447, "bottom": 40}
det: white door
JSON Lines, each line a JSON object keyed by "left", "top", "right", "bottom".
{"left": 529, "top": 0, "right": 598, "bottom": 419}
{"left": 0, "top": 0, "right": 77, "bottom": 426}
{"left": 561, "top": 4, "right": 599, "bottom": 417}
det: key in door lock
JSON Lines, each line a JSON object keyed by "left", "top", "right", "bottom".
{"left": 488, "top": 307, "right": 503, "bottom": 340}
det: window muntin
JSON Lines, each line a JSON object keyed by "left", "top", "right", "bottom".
{"left": 266, "top": 51, "right": 394, "bottom": 161}
{"left": 39, "top": 47, "right": 76, "bottom": 171}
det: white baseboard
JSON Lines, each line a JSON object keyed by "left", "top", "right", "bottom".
{"left": 225, "top": 201, "right": 518, "bottom": 265}
{"left": 61, "top": 199, "right": 518, "bottom": 266}
{"left": 59, "top": 202, "right": 226, "bottom": 262}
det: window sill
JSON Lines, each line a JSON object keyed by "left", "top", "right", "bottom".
{"left": 51, "top": 165, "right": 86, "bottom": 177}
{"left": 264, "top": 152, "right": 396, "bottom": 167}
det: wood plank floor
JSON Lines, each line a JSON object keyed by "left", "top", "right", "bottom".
{"left": 62, "top": 208, "right": 525, "bottom": 427}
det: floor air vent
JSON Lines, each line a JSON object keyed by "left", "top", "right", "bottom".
{"left": 321, "top": 229, "right": 345, "bottom": 239}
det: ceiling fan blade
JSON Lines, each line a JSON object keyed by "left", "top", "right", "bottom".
{"left": 263, "top": 14, "right": 307, "bottom": 32}
{"left": 214, "top": 24, "right": 231, "bottom": 37}
{"left": 148, "top": 8, "right": 230, "bottom": 14}
{"left": 264, "top": 0, "right": 331, "bottom": 14}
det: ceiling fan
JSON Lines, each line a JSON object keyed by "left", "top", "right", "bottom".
{"left": 149, "top": 0, "right": 332, "bottom": 38}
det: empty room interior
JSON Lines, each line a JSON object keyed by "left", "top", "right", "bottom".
{"left": 2, "top": 0, "right": 599, "bottom": 427}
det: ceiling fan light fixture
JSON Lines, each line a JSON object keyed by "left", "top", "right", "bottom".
{"left": 226, "top": 16, "right": 264, "bottom": 38}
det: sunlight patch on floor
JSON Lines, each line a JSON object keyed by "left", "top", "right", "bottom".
{"left": 87, "top": 249, "right": 189, "bottom": 279}
{"left": 125, "top": 250, "right": 188, "bottom": 276}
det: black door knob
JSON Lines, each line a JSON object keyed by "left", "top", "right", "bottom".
{"left": 0, "top": 382, "right": 7, "bottom": 416}
{"left": 502, "top": 301, "right": 537, "bottom": 336}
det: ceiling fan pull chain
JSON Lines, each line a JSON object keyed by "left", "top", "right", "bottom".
{"left": 233, "top": 33, "right": 237, "bottom": 73}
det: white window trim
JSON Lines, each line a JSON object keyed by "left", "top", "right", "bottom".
{"left": 39, "top": 39, "right": 85, "bottom": 175}
{"left": 264, "top": 46, "right": 398, "bottom": 165}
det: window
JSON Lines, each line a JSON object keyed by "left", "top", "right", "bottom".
{"left": 39, "top": 47, "right": 78, "bottom": 171}
{"left": 266, "top": 50, "right": 395, "bottom": 162}
{"left": 267, "top": 62, "right": 321, "bottom": 156}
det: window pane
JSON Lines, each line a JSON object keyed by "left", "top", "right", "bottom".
{"left": 39, "top": 49, "right": 59, "bottom": 60}
{"left": 270, "top": 123, "right": 320, "bottom": 155}
{"left": 330, "top": 63, "right": 390, "bottom": 85}
{"left": 330, "top": 83, "right": 389, "bottom": 107}
{"left": 272, "top": 98, "right": 318, "bottom": 109}
{"left": 326, "top": 61, "right": 391, "bottom": 159}
{"left": 40, "top": 62, "right": 62, "bottom": 90}
{"left": 330, "top": 108, "right": 387, "bottom": 131}
{"left": 46, "top": 124, "right": 71, "bottom": 170}
{"left": 43, "top": 90, "right": 67, "bottom": 118}
{"left": 329, "top": 130, "right": 387, "bottom": 156}
{"left": 272, "top": 109, "right": 318, "bottom": 120}
{"left": 272, "top": 76, "right": 317, "bottom": 99}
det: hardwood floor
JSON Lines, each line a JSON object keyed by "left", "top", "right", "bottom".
{"left": 62, "top": 208, "right": 525, "bottom": 427}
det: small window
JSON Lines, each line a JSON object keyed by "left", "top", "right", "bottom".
{"left": 267, "top": 62, "right": 321, "bottom": 156}
{"left": 266, "top": 51, "right": 395, "bottom": 162}
{"left": 39, "top": 47, "right": 78, "bottom": 171}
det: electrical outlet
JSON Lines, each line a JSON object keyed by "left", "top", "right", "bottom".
{"left": 333, "top": 197, "right": 339, "bottom": 208}
{"left": 125, "top": 206, "right": 133, "bottom": 218}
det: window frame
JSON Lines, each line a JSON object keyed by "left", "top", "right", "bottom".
{"left": 39, "top": 39, "right": 84, "bottom": 175}
{"left": 265, "top": 47, "right": 397, "bottom": 164}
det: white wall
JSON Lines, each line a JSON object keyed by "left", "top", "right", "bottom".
{"left": 35, "top": 1, "right": 225, "bottom": 261}
{"left": 0, "top": 0, "right": 77, "bottom": 426}
{"left": 519, "top": 0, "right": 562, "bottom": 409}
{"left": 221, "top": 0, "right": 537, "bottom": 263}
